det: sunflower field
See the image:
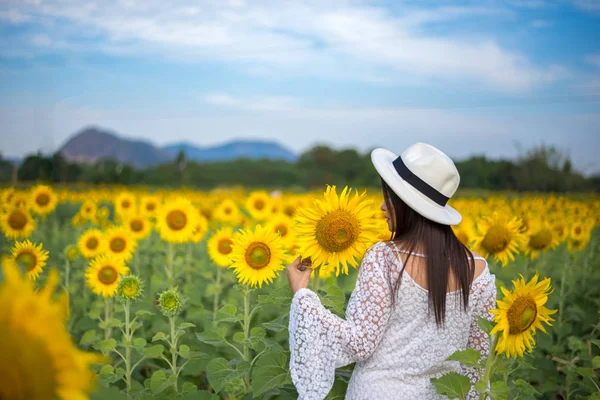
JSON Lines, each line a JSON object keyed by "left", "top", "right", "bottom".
{"left": 0, "top": 184, "right": 599, "bottom": 400}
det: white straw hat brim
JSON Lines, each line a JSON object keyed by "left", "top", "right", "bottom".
{"left": 371, "top": 148, "right": 462, "bottom": 225}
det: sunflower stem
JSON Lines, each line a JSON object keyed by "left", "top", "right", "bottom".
{"left": 243, "top": 288, "right": 251, "bottom": 393}
{"left": 213, "top": 267, "right": 223, "bottom": 321}
{"left": 104, "top": 297, "right": 113, "bottom": 341}
{"left": 166, "top": 242, "right": 175, "bottom": 285}
{"left": 479, "top": 333, "right": 499, "bottom": 400}
{"left": 124, "top": 300, "right": 132, "bottom": 395}
{"left": 169, "top": 314, "right": 179, "bottom": 392}
{"left": 312, "top": 267, "right": 320, "bottom": 293}
{"left": 558, "top": 252, "right": 570, "bottom": 326}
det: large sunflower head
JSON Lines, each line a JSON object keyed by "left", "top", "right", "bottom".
{"left": 9, "top": 191, "right": 29, "bottom": 209}
{"left": 207, "top": 226, "right": 236, "bottom": 267}
{"left": 8, "top": 240, "right": 49, "bottom": 280}
{"left": 156, "top": 197, "right": 199, "bottom": 243}
{"left": 294, "top": 185, "right": 379, "bottom": 276}
{"left": 29, "top": 185, "right": 58, "bottom": 217}
{"left": 246, "top": 191, "right": 273, "bottom": 221}
{"left": 78, "top": 228, "right": 106, "bottom": 259}
{"left": 0, "top": 260, "right": 104, "bottom": 399}
{"left": 473, "top": 212, "right": 527, "bottom": 267}
{"left": 230, "top": 224, "right": 287, "bottom": 288}
{"left": 124, "top": 214, "right": 153, "bottom": 241}
{"left": 266, "top": 214, "right": 295, "bottom": 246}
{"left": 104, "top": 226, "right": 137, "bottom": 261}
{"left": 524, "top": 219, "right": 560, "bottom": 260}
{"left": 85, "top": 254, "right": 130, "bottom": 297}
{"left": 490, "top": 273, "right": 557, "bottom": 358}
{"left": 1, "top": 207, "right": 36, "bottom": 240}
{"left": 140, "top": 195, "right": 160, "bottom": 218}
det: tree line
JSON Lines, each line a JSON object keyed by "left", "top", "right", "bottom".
{"left": 1, "top": 144, "right": 597, "bottom": 192}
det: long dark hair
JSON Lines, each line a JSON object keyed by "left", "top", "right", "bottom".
{"left": 382, "top": 178, "right": 475, "bottom": 327}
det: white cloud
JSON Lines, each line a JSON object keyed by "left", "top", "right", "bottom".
{"left": 0, "top": 9, "right": 31, "bottom": 23}
{"left": 586, "top": 55, "right": 600, "bottom": 69}
{"left": 572, "top": 0, "right": 600, "bottom": 12}
{"left": 204, "top": 93, "right": 296, "bottom": 112}
{"left": 3, "top": 0, "right": 564, "bottom": 92}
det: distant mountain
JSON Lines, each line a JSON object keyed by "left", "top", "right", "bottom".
{"left": 163, "top": 140, "right": 297, "bottom": 162}
{"left": 59, "top": 127, "right": 172, "bottom": 168}
{"left": 57, "top": 127, "right": 298, "bottom": 168}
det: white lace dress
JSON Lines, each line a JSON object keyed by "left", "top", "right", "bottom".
{"left": 288, "top": 241, "right": 496, "bottom": 400}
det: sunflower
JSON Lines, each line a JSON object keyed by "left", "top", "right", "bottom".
{"left": 490, "top": 273, "right": 557, "bottom": 358}
{"left": 294, "top": 185, "right": 379, "bottom": 276}
{"left": 524, "top": 219, "right": 560, "bottom": 260}
{"left": 266, "top": 214, "right": 295, "bottom": 247}
{"left": 96, "top": 205, "right": 110, "bottom": 222}
{"left": 124, "top": 214, "right": 152, "bottom": 241}
{"left": 207, "top": 227, "right": 237, "bottom": 267}
{"left": 568, "top": 232, "right": 591, "bottom": 252}
{"left": 156, "top": 197, "right": 199, "bottom": 243}
{"left": 30, "top": 185, "right": 58, "bottom": 217}
{"left": 453, "top": 220, "right": 476, "bottom": 249}
{"left": 115, "top": 191, "right": 136, "bottom": 218}
{"left": 78, "top": 228, "right": 106, "bottom": 259}
{"left": 104, "top": 226, "right": 137, "bottom": 261}
{"left": 0, "top": 260, "right": 104, "bottom": 399}
{"left": 0, "top": 207, "right": 36, "bottom": 239}
{"left": 140, "top": 195, "right": 160, "bottom": 219}
{"left": 190, "top": 214, "right": 209, "bottom": 243}
{"left": 229, "top": 224, "right": 287, "bottom": 288}
{"left": 473, "top": 212, "right": 527, "bottom": 267}
{"left": 79, "top": 200, "right": 97, "bottom": 221}
{"left": 8, "top": 240, "right": 49, "bottom": 280}
{"left": 214, "top": 199, "right": 242, "bottom": 224}
{"left": 551, "top": 217, "right": 569, "bottom": 243}
{"left": 246, "top": 191, "right": 273, "bottom": 221}
{"left": 85, "top": 254, "right": 130, "bottom": 297}
{"left": 9, "top": 191, "right": 29, "bottom": 209}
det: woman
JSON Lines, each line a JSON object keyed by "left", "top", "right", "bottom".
{"left": 286, "top": 142, "right": 496, "bottom": 399}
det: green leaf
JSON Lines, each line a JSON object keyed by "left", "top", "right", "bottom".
{"left": 196, "top": 327, "right": 227, "bottom": 346}
{"left": 513, "top": 379, "right": 541, "bottom": 396}
{"left": 115, "top": 368, "right": 126, "bottom": 380}
{"left": 80, "top": 329, "right": 99, "bottom": 346}
{"left": 143, "top": 344, "right": 165, "bottom": 359}
{"left": 152, "top": 332, "right": 168, "bottom": 342}
{"left": 150, "top": 370, "right": 167, "bottom": 394}
{"left": 593, "top": 356, "right": 600, "bottom": 369}
{"left": 233, "top": 332, "right": 245, "bottom": 344}
{"left": 320, "top": 284, "right": 346, "bottom": 315}
{"left": 430, "top": 372, "right": 471, "bottom": 400}
{"left": 575, "top": 367, "right": 595, "bottom": 378}
{"left": 179, "top": 344, "right": 191, "bottom": 358}
{"left": 262, "top": 314, "right": 288, "bottom": 332}
{"left": 94, "top": 339, "right": 117, "bottom": 353}
{"left": 489, "top": 381, "right": 509, "bottom": 400}
{"left": 133, "top": 338, "right": 147, "bottom": 349}
{"left": 206, "top": 358, "right": 234, "bottom": 393}
{"left": 182, "top": 390, "right": 221, "bottom": 400}
{"left": 88, "top": 308, "right": 101, "bottom": 320}
{"left": 136, "top": 310, "right": 155, "bottom": 318}
{"left": 591, "top": 339, "right": 600, "bottom": 350}
{"left": 179, "top": 322, "right": 196, "bottom": 330}
{"left": 257, "top": 286, "right": 292, "bottom": 306}
{"left": 130, "top": 321, "right": 143, "bottom": 332}
{"left": 447, "top": 348, "right": 481, "bottom": 368}
{"left": 107, "top": 318, "right": 123, "bottom": 328}
{"left": 477, "top": 317, "right": 494, "bottom": 334}
{"left": 99, "top": 364, "right": 115, "bottom": 375}
{"left": 214, "top": 304, "right": 239, "bottom": 323}
{"left": 182, "top": 382, "right": 197, "bottom": 393}
{"left": 251, "top": 351, "right": 291, "bottom": 397}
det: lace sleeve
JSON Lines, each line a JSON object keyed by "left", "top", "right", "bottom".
{"left": 288, "top": 242, "right": 393, "bottom": 400}
{"left": 462, "top": 269, "right": 496, "bottom": 400}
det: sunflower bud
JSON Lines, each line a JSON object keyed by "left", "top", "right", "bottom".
{"left": 64, "top": 245, "right": 79, "bottom": 261}
{"left": 157, "top": 288, "right": 183, "bottom": 316}
{"left": 117, "top": 275, "right": 144, "bottom": 302}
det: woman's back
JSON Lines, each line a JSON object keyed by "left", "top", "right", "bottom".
{"left": 289, "top": 241, "right": 496, "bottom": 400}
{"left": 345, "top": 241, "right": 495, "bottom": 399}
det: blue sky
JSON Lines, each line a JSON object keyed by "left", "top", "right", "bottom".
{"left": 1, "top": 0, "right": 599, "bottom": 174}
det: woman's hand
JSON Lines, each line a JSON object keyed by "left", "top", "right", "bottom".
{"left": 286, "top": 256, "right": 313, "bottom": 295}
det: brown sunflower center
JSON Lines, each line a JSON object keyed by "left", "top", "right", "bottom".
{"left": 574, "top": 226, "right": 582, "bottom": 235}
{"left": 315, "top": 209, "right": 359, "bottom": 253}
{"left": 110, "top": 237, "right": 126, "bottom": 253}
{"left": 166, "top": 210, "right": 187, "bottom": 230}
{"left": 122, "top": 200, "right": 131, "bottom": 209}
{"left": 507, "top": 296, "right": 538, "bottom": 334}
{"left": 130, "top": 219, "right": 144, "bottom": 232}
{"left": 529, "top": 230, "right": 553, "bottom": 250}
{"left": 146, "top": 202, "right": 156, "bottom": 211}
{"left": 218, "top": 238, "right": 233, "bottom": 255}
{"left": 36, "top": 193, "right": 50, "bottom": 206}
{"left": 16, "top": 251, "right": 37, "bottom": 271}
{"left": 8, "top": 210, "right": 28, "bottom": 230}
{"left": 284, "top": 205, "right": 295, "bottom": 217}
{"left": 245, "top": 242, "right": 271, "bottom": 270}
{"left": 98, "top": 266, "right": 118, "bottom": 285}
{"left": 275, "top": 224, "right": 288, "bottom": 237}
{"left": 224, "top": 207, "right": 232, "bottom": 215}
{"left": 254, "top": 199, "right": 265, "bottom": 210}
{"left": 481, "top": 225, "right": 511, "bottom": 254}
{"left": 86, "top": 237, "right": 99, "bottom": 250}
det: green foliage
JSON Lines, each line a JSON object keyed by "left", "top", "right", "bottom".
{"left": 430, "top": 372, "right": 472, "bottom": 400}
